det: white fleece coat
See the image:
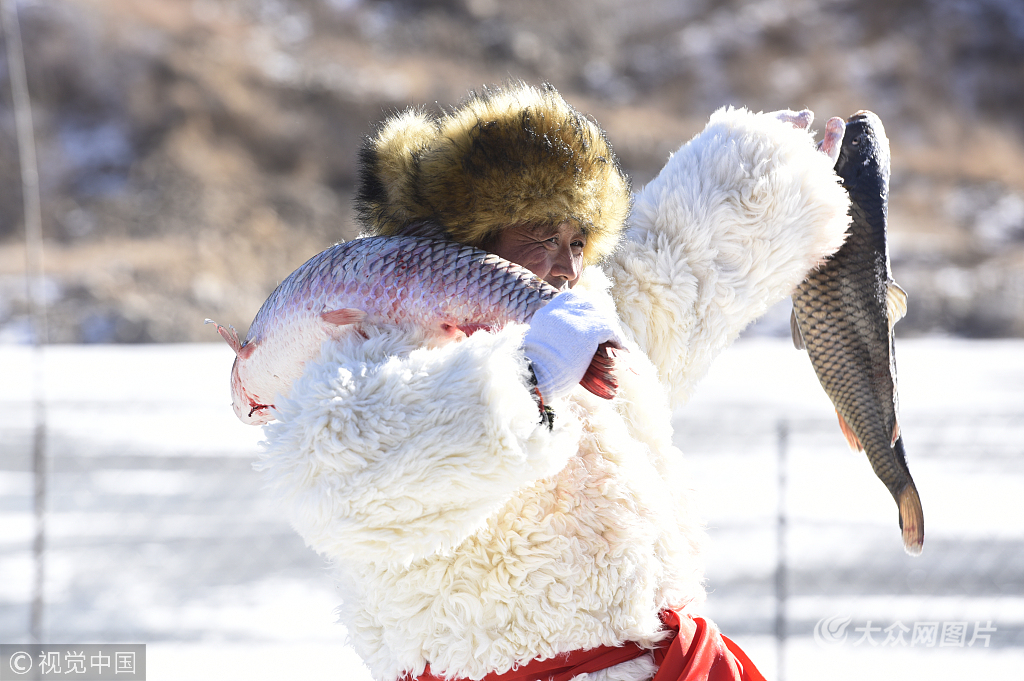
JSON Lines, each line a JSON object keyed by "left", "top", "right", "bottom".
{"left": 257, "top": 107, "right": 851, "bottom": 681}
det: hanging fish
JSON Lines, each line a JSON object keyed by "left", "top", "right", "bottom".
{"left": 791, "top": 111, "right": 924, "bottom": 555}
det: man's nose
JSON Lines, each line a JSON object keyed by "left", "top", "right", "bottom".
{"left": 549, "top": 242, "right": 579, "bottom": 283}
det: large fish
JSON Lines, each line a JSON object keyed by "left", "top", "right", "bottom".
{"left": 209, "top": 234, "right": 618, "bottom": 426}
{"left": 790, "top": 111, "right": 924, "bottom": 555}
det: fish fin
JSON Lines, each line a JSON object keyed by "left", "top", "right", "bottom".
{"left": 898, "top": 482, "right": 925, "bottom": 556}
{"left": 891, "top": 419, "right": 901, "bottom": 447}
{"left": 790, "top": 308, "right": 806, "bottom": 350}
{"left": 440, "top": 321, "right": 492, "bottom": 339}
{"left": 439, "top": 322, "right": 468, "bottom": 341}
{"left": 836, "top": 410, "right": 864, "bottom": 451}
{"left": 321, "top": 308, "right": 367, "bottom": 326}
{"left": 580, "top": 343, "right": 620, "bottom": 400}
{"left": 887, "top": 281, "right": 908, "bottom": 331}
{"left": 457, "top": 323, "right": 490, "bottom": 336}
{"left": 206, "top": 318, "right": 244, "bottom": 357}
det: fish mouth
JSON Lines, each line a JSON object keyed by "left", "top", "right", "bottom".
{"left": 233, "top": 391, "right": 274, "bottom": 425}
{"left": 847, "top": 110, "right": 882, "bottom": 130}
{"left": 249, "top": 403, "right": 272, "bottom": 418}
{"left": 246, "top": 402, "right": 274, "bottom": 424}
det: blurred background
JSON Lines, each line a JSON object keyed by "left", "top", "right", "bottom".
{"left": 1, "top": 0, "right": 1022, "bottom": 679}
{"left": 1, "top": 0, "right": 1023, "bottom": 342}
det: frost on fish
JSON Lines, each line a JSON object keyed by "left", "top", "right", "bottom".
{"left": 211, "top": 235, "right": 618, "bottom": 426}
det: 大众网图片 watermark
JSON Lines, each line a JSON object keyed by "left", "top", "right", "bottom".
{"left": 813, "top": 615, "right": 996, "bottom": 648}
{"left": 1, "top": 644, "right": 145, "bottom": 680}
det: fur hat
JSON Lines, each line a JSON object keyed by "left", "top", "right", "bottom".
{"left": 355, "top": 83, "right": 632, "bottom": 266}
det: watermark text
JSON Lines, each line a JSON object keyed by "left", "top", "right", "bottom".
{"left": 1, "top": 644, "right": 145, "bottom": 680}
{"left": 813, "top": 616, "right": 996, "bottom": 648}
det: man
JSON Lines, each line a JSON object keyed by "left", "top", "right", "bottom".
{"left": 257, "top": 82, "right": 850, "bottom": 680}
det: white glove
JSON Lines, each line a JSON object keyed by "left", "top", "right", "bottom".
{"left": 523, "top": 290, "right": 624, "bottom": 401}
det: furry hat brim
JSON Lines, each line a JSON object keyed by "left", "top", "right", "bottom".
{"left": 355, "top": 83, "right": 632, "bottom": 266}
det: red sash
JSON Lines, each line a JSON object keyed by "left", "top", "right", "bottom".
{"left": 404, "top": 612, "right": 766, "bottom": 681}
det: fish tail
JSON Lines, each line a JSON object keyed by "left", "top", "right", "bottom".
{"left": 898, "top": 483, "right": 925, "bottom": 556}
{"left": 579, "top": 342, "right": 619, "bottom": 400}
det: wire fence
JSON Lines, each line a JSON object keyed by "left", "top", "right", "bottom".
{"left": 676, "top": 406, "right": 1024, "bottom": 678}
{"left": 1, "top": 342, "right": 1022, "bottom": 680}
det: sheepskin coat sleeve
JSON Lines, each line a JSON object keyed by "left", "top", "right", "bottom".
{"left": 258, "top": 324, "right": 583, "bottom": 567}
{"left": 606, "top": 106, "right": 851, "bottom": 408}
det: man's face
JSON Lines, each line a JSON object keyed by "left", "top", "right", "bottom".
{"left": 485, "top": 221, "right": 586, "bottom": 291}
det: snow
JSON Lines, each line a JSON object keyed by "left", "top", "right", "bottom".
{"left": 675, "top": 337, "right": 1024, "bottom": 679}
{"left": 1, "top": 338, "right": 1022, "bottom": 680}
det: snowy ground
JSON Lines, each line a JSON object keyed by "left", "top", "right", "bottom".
{"left": 1, "top": 338, "right": 1022, "bottom": 680}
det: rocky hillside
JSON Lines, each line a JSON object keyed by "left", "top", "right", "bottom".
{"left": 1, "top": 0, "right": 1023, "bottom": 342}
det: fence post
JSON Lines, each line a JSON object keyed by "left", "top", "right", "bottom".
{"left": 2, "top": 0, "right": 49, "bottom": 644}
{"left": 775, "top": 418, "right": 788, "bottom": 681}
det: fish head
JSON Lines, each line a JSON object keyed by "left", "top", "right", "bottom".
{"left": 208, "top": 319, "right": 281, "bottom": 426}
{"left": 229, "top": 349, "right": 278, "bottom": 426}
{"left": 835, "top": 110, "right": 891, "bottom": 182}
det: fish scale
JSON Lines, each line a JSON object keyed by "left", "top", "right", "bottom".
{"left": 211, "top": 234, "right": 616, "bottom": 426}
{"left": 790, "top": 111, "right": 924, "bottom": 555}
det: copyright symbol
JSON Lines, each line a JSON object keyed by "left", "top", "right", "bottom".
{"left": 9, "top": 650, "right": 33, "bottom": 674}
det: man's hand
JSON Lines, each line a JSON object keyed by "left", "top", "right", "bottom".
{"left": 523, "top": 291, "right": 623, "bottom": 401}
{"left": 769, "top": 108, "right": 846, "bottom": 166}
{"left": 771, "top": 108, "right": 814, "bottom": 130}
{"left": 816, "top": 116, "right": 845, "bottom": 166}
